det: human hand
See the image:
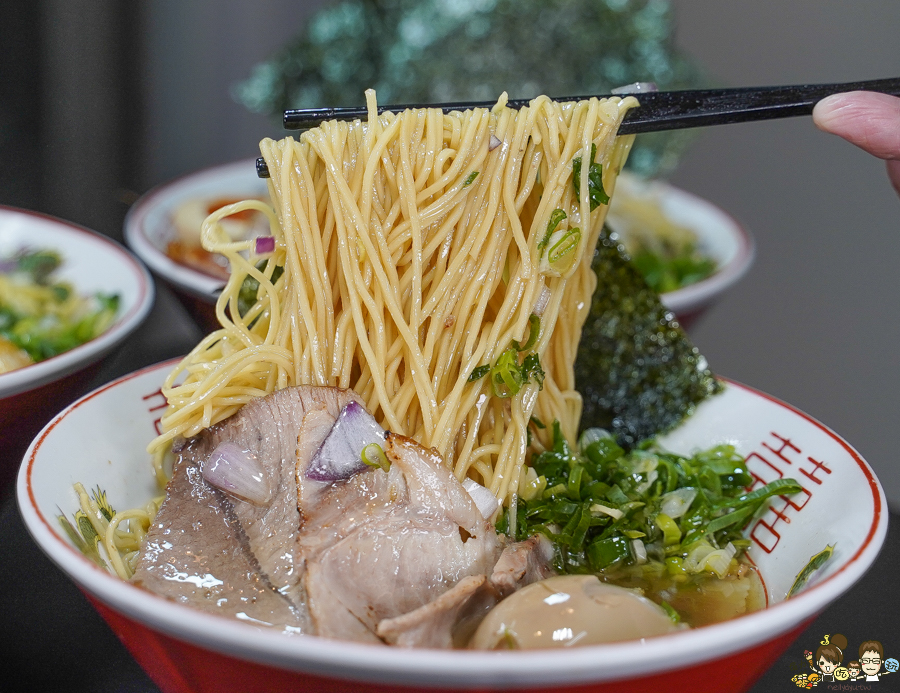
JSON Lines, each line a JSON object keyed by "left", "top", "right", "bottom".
{"left": 813, "top": 91, "right": 900, "bottom": 197}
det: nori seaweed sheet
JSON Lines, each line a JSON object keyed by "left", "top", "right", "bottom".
{"left": 575, "top": 231, "right": 722, "bottom": 448}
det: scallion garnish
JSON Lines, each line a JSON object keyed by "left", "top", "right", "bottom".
{"left": 505, "top": 422, "right": 801, "bottom": 582}
{"left": 468, "top": 364, "right": 491, "bottom": 382}
{"left": 511, "top": 314, "right": 541, "bottom": 352}
{"left": 538, "top": 209, "right": 567, "bottom": 251}
{"left": 547, "top": 227, "right": 582, "bottom": 273}
{"left": 361, "top": 442, "right": 391, "bottom": 473}
{"left": 572, "top": 143, "right": 609, "bottom": 210}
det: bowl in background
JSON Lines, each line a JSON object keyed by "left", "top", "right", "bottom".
{"left": 125, "top": 161, "right": 753, "bottom": 334}
{"left": 608, "top": 172, "right": 755, "bottom": 329}
{"left": 124, "top": 159, "right": 267, "bottom": 333}
{"left": 0, "top": 207, "right": 154, "bottom": 485}
{"left": 18, "top": 359, "right": 885, "bottom": 693}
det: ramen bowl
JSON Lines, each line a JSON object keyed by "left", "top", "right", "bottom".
{"left": 124, "top": 161, "right": 753, "bottom": 334}
{"left": 18, "top": 360, "right": 885, "bottom": 693}
{"left": 0, "top": 207, "right": 154, "bottom": 485}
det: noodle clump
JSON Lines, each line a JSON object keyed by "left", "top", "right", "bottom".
{"left": 150, "top": 90, "right": 637, "bottom": 508}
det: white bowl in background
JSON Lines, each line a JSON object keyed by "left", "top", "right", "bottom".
{"left": 0, "top": 207, "right": 154, "bottom": 482}
{"left": 610, "top": 172, "right": 755, "bottom": 323}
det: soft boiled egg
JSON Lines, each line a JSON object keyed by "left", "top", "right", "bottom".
{"left": 470, "top": 574, "right": 683, "bottom": 649}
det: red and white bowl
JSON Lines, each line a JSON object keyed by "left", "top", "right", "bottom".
{"left": 124, "top": 161, "right": 753, "bottom": 333}
{"left": 17, "top": 360, "right": 885, "bottom": 693}
{"left": 0, "top": 207, "right": 154, "bottom": 483}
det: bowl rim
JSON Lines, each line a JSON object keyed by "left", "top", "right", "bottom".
{"left": 125, "top": 160, "right": 754, "bottom": 316}
{"left": 17, "top": 360, "right": 887, "bottom": 688}
{"left": 0, "top": 206, "right": 155, "bottom": 398}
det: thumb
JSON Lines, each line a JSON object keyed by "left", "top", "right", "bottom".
{"left": 813, "top": 91, "right": 900, "bottom": 161}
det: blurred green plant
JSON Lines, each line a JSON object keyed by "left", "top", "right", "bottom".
{"left": 234, "top": 0, "right": 706, "bottom": 177}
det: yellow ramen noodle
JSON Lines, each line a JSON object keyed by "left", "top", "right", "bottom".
{"left": 151, "top": 90, "right": 637, "bottom": 511}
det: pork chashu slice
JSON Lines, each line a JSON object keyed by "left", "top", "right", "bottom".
{"left": 299, "top": 432, "right": 503, "bottom": 642}
{"left": 131, "top": 386, "right": 358, "bottom": 630}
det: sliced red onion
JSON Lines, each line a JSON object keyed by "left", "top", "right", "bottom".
{"left": 255, "top": 236, "right": 276, "bottom": 254}
{"left": 462, "top": 478, "right": 500, "bottom": 519}
{"left": 489, "top": 134, "right": 502, "bottom": 151}
{"left": 306, "top": 400, "right": 386, "bottom": 481}
{"left": 532, "top": 285, "right": 551, "bottom": 317}
{"left": 201, "top": 442, "right": 272, "bottom": 506}
{"left": 611, "top": 82, "right": 658, "bottom": 95}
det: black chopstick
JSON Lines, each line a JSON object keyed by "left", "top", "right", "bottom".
{"left": 256, "top": 77, "right": 900, "bottom": 178}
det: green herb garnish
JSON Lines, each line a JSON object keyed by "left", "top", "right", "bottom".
{"left": 468, "top": 364, "right": 491, "bottom": 382}
{"left": 547, "top": 227, "right": 582, "bottom": 274}
{"left": 491, "top": 348, "right": 524, "bottom": 398}
{"left": 0, "top": 248, "right": 120, "bottom": 363}
{"left": 538, "top": 209, "right": 567, "bottom": 251}
{"left": 631, "top": 249, "right": 717, "bottom": 294}
{"left": 361, "top": 443, "right": 391, "bottom": 472}
{"left": 238, "top": 261, "right": 285, "bottom": 318}
{"left": 57, "top": 485, "right": 117, "bottom": 569}
{"left": 788, "top": 544, "right": 835, "bottom": 598}
{"left": 572, "top": 143, "right": 609, "bottom": 210}
{"left": 511, "top": 314, "right": 540, "bottom": 352}
{"left": 463, "top": 171, "right": 479, "bottom": 187}
{"left": 506, "top": 422, "right": 801, "bottom": 580}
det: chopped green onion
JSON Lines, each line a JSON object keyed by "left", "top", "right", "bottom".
{"left": 520, "top": 353, "right": 545, "bottom": 389}
{"left": 590, "top": 503, "right": 623, "bottom": 520}
{"left": 506, "top": 422, "right": 803, "bottom": 581}
{"left": 512, "top": 314, "right": 540, "bottom": 352}
{"left": 665, "top": 556, "right": 687, "bottom": 576}
{"left": 491, "top": 348, "right": 523, "bottom": 398}
{"left": 468, "top": 364, "right": 490, "bottom": 382}
{"left": 587, "top": 535, "right": 631, "bottom": 570}
{"left": 361, "top": 443, "right": 391, "bottom": 472}
{"left": 788, "top": 544, "right": 835, "bottom": 598}
{"left": 547, "top": 227, "right": 582, "bottom": 274}
{"left": 572, "top": 143, "right": 609, "bottom": 210}
{"left": 660, "top": 601, "right": 682, "bottom": 624}
{"left": 463, "top": 171, "right": 479, "bottom": 187}
{"left": 538, "top": 209, "right": 567, "bottom": 251}
{"left": 520, "top": 470, "right": 547, "bottom": 501}
{"left": 654, "top": 513, "right": 681, "bottom": 546}
{"left": 705, "top": 504, "right": 755, "bottom": 534}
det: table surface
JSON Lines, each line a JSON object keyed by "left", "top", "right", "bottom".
{"left": 2, "top": 283, "right": 896, "bottom": 693}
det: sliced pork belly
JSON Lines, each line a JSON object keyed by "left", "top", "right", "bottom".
{"left": 133, "top": 385, "right": 552, "bottom": 646}
{"left": 376, "top": 575, "right": 487, "bottom": 648}
{"left": 489, "top": 534, "right": 555, "bottom": 597}
{"left": 299, "top": 432, "right": 502, "bottom": 641}
{"left": 131, "top": 386, "right": 358, "bottom": 628}
{"left": 130, "top": 452, "right": 304, "bottom": 629}
{"left": 370, "top": 535, "right": 557, "bottom": 648}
